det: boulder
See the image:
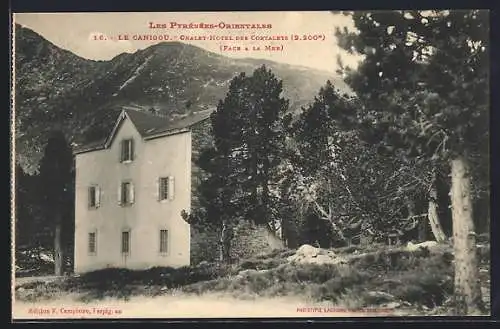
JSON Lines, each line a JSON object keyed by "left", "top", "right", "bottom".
{"left": 287, "top": 244, "right": 344, "bottom": 265}
{"left": 366, "top": 291, "right": 396, "bottom": 304}
{"left": 296, "top": 244, "right": 320, "bottom": 257}
{"left": 306, "top": 254, "right": 339, "bottom": 265}
{"left": 406, "top": 241, "right": 438, "bottom": 251}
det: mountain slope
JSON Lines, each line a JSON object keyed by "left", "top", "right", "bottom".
{"left": 14, "top": 24, "right": 350, "bottom": 173}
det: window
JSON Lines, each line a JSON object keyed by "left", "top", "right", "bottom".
{"left": 158, "top": 176, "right": 174, "bottom": 201}
{"left": 88, "top": 186, "right": 100, "bottom": 208}
{"left": 88, "top": 232, "right": 97, "bottom": 254}
{"left": 121, "top": 182, "right": 130, "bottom": 204}
{"left": 119, "top": 181, "right": 134, "bottom": 206}
{"left": 120, "top": 139, "right": 134, "bottom": 162}
{"left": 159, "top": 177, "right": 169, "bottom": 201}
{"left": 121, "top": 230, "right": 130, "bottom": 254}
{"left": 159, "top": 229, "right": 168, "bottom": 253}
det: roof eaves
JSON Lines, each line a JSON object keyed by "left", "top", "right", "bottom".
{"left": 73, "top": 144, "right": 107, "bottom": 155}
{"left": 74, "top": 107, "right": 214, "bottom": 155}
{"left": 143, "top": 112, "right": 212, "bottom": 140}
{"left": 104, "top": 110, "right": 131, "bottom": 148}
{"left": 143, "top": 127, "right": 191, "bottom": 141}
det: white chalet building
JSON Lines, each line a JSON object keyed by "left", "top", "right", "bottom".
{"left": 73, "top": 107, "right": 212, "bottom": 273}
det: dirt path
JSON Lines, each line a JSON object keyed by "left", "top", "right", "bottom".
{"left": 12, "top": 293, "right": 402, "bottom": 319}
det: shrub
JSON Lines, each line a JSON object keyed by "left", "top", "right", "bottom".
{"left": 181, "top": 262, "right": 366, "bottom": 298}
{"left": 247, "top": 272, "right": 274, "bottom": 292}
{"left": 349, "top": 248, "right": 439, "bottom": 273}
{"left": 314, "top": 267, "right": 371, "bottom": 302}
{"left": 252, "top": 248, "right": 295, "bottom": 260}
{"left": 238, "top": 260, "right": 261, "bottom": 271}
{"left": 263, "top": 282, "right": 301, "bottom": 298}
{"left": 51, "top": 262, "right": 230, "bottom": 301}
{"left": 16, "top": 281, "right": 64, "bottom": 302}
{"left": 376, "top": 253, "right": 454, "bottom": 308}
{"left": 335, "top": 287, "right": 371, "bottom": 309}
{"left": 390, "top": 272, "right": 453, "bottom": 308}
{"left": 182, "top": 279, "right": 220, "bottom": 294}
{"left": 272, "top": 263, "right": 341, "bottom": 284}
{"left": 237, "top": 258, "right": 285, "bottom": 272}
{"left": 294, "top": 264, "right": 338, "bottom": 284}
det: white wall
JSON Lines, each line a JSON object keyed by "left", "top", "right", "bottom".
{"left": 74, "top": 116, "right": 191, "bottom": 273}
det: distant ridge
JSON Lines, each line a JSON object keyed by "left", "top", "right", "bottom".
{"left": 14, "top": 24, "right": 350, "bottom": 173}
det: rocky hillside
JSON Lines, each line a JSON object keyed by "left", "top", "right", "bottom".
{"left": 14, "top": 24, "right": 350, "bottom": 173}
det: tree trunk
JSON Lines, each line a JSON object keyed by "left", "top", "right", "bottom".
{"left": 407, "top": 199, "right": 416, "bottom": 219}
{"left": 428, "top": 170, "right": 447, "bottom": 243}
{"left": 450, "top": 156, "right": 484, "bottom": 314}
{"left": 219, "top": 220, "right": 233, "bottom": 263}
{"left": 417, "top": 218, "right": 427, "bottom": 242}
{"left": 223, "top": 227, "right": 232, "bottom": 263}
{"left": 219, "top": 222, "right": 226, "bottom": 262}
{"left": 54, "top": 220, "right": 63, "bottom": 276}
{"left": 407, "top": 199, "right": 427, "bottom": 241}
{"left": 281, "top": 218, "right": 298, "bottom": 248}
{"left": 262, "top": 157, "right": 271, "bottom": 226}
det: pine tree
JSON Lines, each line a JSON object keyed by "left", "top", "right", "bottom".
{"left": 335, "top": 9, "right": 488, "bottom": 314}
{"left": 15, "top": 164, "right": 29, "bottom": 248}
{"left": 289, "top": 81, "right": 356, "bottom": 244}
{"left": 182, "top": 66, "right": 290, "bottom": 260}
{"left": 237, "top": 65, "right": 289, "bottom": 229}
{"left": 38, "top": 130, "right": 74, "bottom": 276}
{"left": 288, "top": 81, "right": 425, "bottom": 245}
{"left": 183, "top": 74, "right": 248, "bottom": 262}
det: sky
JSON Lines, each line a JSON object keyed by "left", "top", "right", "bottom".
{"left": 13, "top": 11, "right": 362, "bottom": 73}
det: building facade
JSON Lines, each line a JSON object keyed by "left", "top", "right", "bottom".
{"left": 73, "top": 108, "right": 212, "bottom": 273}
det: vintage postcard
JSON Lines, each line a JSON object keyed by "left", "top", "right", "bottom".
{"left": 11, "top": 10, "right": 491, "bottom": 320}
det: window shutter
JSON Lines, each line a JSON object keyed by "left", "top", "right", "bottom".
{"left": 168, "top": 176, "right": 175, "bottom": 200}
{"left": 155, "top": 178, "right": 160, "bottom": 201}
{"left": 130, "top": 139, "right": 135, "bottom": 161}
{"left": 117, "top": 184, "right": 122, "bottom": 205}
{"left": 88, "top": 187, "right": 92, "bottom": 208}
{"left": 119, "top": 140, "right": 124, "bottom": 162}
{"left": 96, "top": 187, "right": 101, "bottom": 208}
{"left": 129, "top": 182, "right": 135, "bottom": 204}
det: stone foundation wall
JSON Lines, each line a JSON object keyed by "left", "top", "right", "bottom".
{"left": 191, "top": 220, "right": 284, "bottom": 264}
{"left": 230, "top": 221, "right": 281, "bottom": 261}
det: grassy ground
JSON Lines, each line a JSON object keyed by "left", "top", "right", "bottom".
{"left": 13, "top": 242, "right": 491, "bottom": 318}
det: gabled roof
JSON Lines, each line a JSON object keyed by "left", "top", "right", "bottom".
{"left": 73, "top": 107, "right": 214, "bottom": 155}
